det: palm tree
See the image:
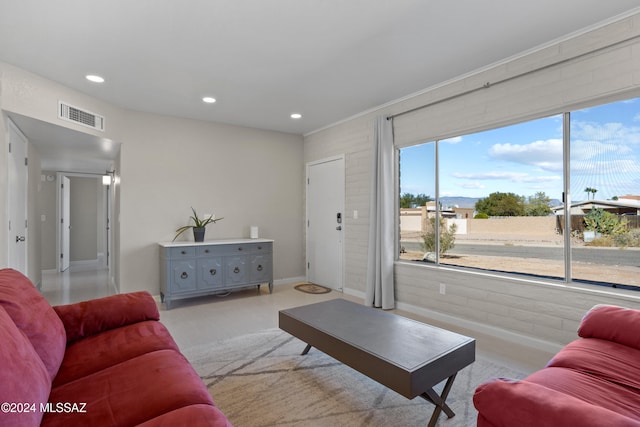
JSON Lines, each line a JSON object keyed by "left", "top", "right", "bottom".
{"left": 584, "top": 187, "right": 598, "bottom": 200}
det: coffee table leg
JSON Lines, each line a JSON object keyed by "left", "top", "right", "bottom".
{"left": 301, "top": 344, "right": 312, "bottom": 355}
{"left": 420, "top": 373, "right": 457, "bottom": 427}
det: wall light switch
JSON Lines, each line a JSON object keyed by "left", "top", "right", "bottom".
{"left": 440, "top": 283, "right": 446, "bottom": 295}
{"left": 41, "top": 214, "right": 46, "bottom": 222}
{"left": 353, "top": 210, "right": 358, "bottom": 219}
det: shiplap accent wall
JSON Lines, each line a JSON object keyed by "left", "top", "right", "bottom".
{"left": 304, "top": 12, "right": 640, "bottom": 350}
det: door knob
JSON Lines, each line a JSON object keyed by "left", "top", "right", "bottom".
{"left": 336, "top": 226, "right": 342, "bottom": 231}
{"left": 16, "top": 236, "right": 25, "bottom": 243}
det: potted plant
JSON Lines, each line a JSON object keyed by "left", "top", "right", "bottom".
{"left": 173, "top": 207, "right": 223, "bottom": 242}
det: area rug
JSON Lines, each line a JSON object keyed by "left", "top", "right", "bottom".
{"left": 184, "top": 328, "right": 527, "bottom": 427}
{"left": 293, "top": 282, "right": 331, "bottom": 294}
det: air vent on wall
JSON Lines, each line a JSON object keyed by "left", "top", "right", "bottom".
{"left": 58, "top": 101, "right": 105, "bottom": 131}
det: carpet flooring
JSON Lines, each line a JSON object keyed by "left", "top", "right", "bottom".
{"left": 184, "top": 328, "right": 526, "bottom": 427}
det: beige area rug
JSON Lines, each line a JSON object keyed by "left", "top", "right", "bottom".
{"left": 293, "top": 282, "right": 332, "bottom": 294}
{"left": 184, "top": 329, "right": 526, "bottom": 427}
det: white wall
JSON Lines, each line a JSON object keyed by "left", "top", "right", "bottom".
{"left": 0, "top": 62, "right": 305, "bottom": 295}
{"left": 304, "top": 12, "right": 640, "bottom": 349}
{"left": 119, "top": 111, "right": 305, "bottom": 293}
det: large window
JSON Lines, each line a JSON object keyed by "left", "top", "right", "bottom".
{"left": 399, "top": 97, "right": 640, "bottom": 290}
{"left": 569, "top": 100, "right": 640, "bottom": 289}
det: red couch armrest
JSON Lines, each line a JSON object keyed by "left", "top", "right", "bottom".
{"left": 473, "top": 378, "right": 640, "bottom": 427}
{"left": 53, "top": 291, "right": 160, "bottom": 343}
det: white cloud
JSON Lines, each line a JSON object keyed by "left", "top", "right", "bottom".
{"left": 571, "top": 121, "right": 640, "bottom": 146}
{"left": 459, "top": 181, "right": 485, "bottom": 189}
{"left": 571, "top": 159, "right": 640, "bottom": 175}
{"left": 452, "top": 171, "right": 561, "bottom": 186}
{"left": 452, "top": 171, "right": 528, "bottom": 181}
{"left": 488, "top": 139, "right": 562, "bottom": 171}
{"left": 441, "top": 136, "right": 462, "bottom": 144}
{"left": 521, "top": 175, "right": 561, "bottom": 183}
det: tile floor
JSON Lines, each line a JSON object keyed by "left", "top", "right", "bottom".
{"left": 41, "top": 267, "right": 554, "bottom": 375}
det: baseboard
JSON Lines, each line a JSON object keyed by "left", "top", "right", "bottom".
{"left": 343, "top": 287, "right": 365, "bottom": 299}
{"left": 70, "top": 259, "right": 99, "bottom": 271}
{"left": 274, "top": 276, "right": 306, "bottom": 287}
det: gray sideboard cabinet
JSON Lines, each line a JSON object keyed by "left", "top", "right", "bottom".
{"left": 159, "top": 238, "right": 273, "bottom": 309}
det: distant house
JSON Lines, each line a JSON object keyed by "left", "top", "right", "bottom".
{"left": 552, "top": 196, "right": 640, "bottom": 216}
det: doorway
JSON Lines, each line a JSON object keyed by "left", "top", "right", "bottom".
{"left": 306, "top": 156, "right": 345, "bottom": 291}
{"left": 56, "top": 173, "right": 111, "bottom": 272}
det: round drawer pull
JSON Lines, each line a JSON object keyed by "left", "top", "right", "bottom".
{"left": 234, "top": 267, "right": 240, "bottom": 274}
{"left": 237, "top": 247, "right": 243, "bottom": 251}
{"left": 210, "top": 268, "right": 217, "bottom": 275}
{"left": 257, "top": 265, "right": 263, "bottom": 271}
{"left": 181, "top": 250, "right": 187, "bottom": 255}
{"left": 257, "top": 246, "right": 262, "bottom": 250}
{"left": 205, "top": 249, "right": 209, "bottom": 253}
{"left": 180, "top": 272, "right": 188, "bottom": 279}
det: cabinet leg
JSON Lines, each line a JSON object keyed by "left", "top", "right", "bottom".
{"left": 160, "top": 292, "right": 165, "bottom": 303}
{"left": 268, "top": 282, "right": 273, "bottom": 294}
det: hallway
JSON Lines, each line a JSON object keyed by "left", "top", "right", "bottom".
{"left": 40, "top": 267, "right": 115, "bottom": 306}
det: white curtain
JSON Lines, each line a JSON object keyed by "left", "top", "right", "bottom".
{"left": 365, "top": 116, "right": 395, "bottom": 309}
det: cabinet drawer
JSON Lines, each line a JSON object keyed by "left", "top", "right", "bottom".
{"left": 167, "top": 246, "right": 196, "bottom": 258}
{"left": 233, "top": 242, "right": 272, "bottom": 254}
{"left": 196, "top": 246, "right": 219, "bottom": 256}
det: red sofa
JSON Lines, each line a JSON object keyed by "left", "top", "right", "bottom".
{"left": 473, "top": 304, "right": 640, "bottom": 427}
{"left": 0, "top": 268, "right": 231, "bottom": 427}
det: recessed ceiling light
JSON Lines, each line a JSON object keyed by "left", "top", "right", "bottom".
{"left": 291, "top": 113, "right": 302, "bottom": 119}
{"left": 86, "top": 75, "right": 105, "bottom": 83}
{"left": 202, "top": 97, "right": 216, "bottom": 103}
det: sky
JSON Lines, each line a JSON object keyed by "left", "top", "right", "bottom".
{"left": 400, "top": 96, "right": 640, "bottom": 203}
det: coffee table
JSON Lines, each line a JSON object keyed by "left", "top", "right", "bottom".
{"left": 279, "top": 299, "right": 475, "bottom": 427}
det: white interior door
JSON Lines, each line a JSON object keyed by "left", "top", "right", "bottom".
{"left": 60, "top": 176, "right": 71, "bottom": 271}
{"left": 307, "top": 156, "right": 344, "bottom": 290}
{"left": 7, "top": 120, "right": 28, "bottom": 275}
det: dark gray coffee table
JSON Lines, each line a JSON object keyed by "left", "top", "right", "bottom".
{"left": 279, "top": 299, "right": 475, "bottom": 427}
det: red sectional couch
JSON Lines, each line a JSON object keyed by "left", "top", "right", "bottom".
{"left": 473, "top": 304, "right": 640, "bottom": 427}
{"left": 0, "top": 268, "right": 231, "bottom": 427}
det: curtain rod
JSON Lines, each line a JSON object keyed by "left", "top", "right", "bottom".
{"left": 387, "top": 33, "right": 640, "bottom": 121}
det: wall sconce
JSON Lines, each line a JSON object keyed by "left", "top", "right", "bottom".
{"left": 102, "top": 170, "right": 116, "bottom": 186}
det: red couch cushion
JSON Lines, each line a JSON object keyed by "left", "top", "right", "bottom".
{"left": 42, "top": 349, "right": 216, "bottom": 427}
{"left": 0, "top": 306, "right": 51, "bottom": 427}
{"left": 578, "top": 304, "right": 640, "bottom": 350}
{"left": 53, "top": 320, "right": 180, "bottom": 387}
{"left": 527, "top": 366, "right": 640, "bottom": 420}
{"left": 0, "top": 268, "right": 66, "bottom": 381}
{"left": 474, "top": 378, "right": 640, "bottom": 427}
{"left": 547, "top": 338, "right": 640, "bottom": 391}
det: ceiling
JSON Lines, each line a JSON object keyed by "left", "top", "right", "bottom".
{"left": 1, "top": 1, "right": 640, "bottom": 172}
